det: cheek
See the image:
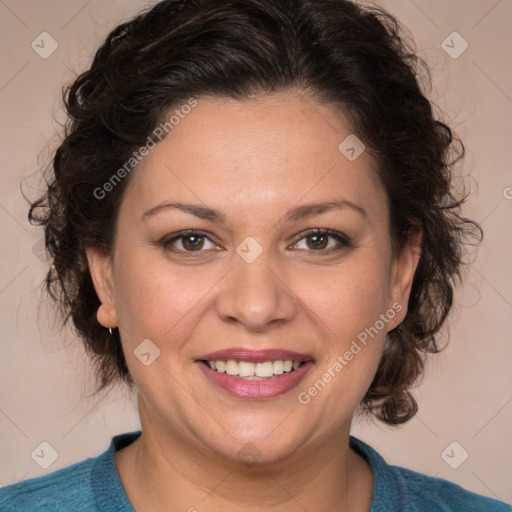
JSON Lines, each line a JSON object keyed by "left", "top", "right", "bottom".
{"left": 112, "top": 254, "right": 219, "bottom": 351}
{"left": 293, "top": 262, "right": 391, "bottom": 425}
{"left": 296, "top": 255, "right": 391, "bottom": 346}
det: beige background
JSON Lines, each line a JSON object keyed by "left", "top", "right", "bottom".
{"left": 0, "top": 0, "right": 511, "bottom": 505}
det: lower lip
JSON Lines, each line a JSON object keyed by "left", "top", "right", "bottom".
{"left": 196, "top": 361, "right": 314, "bottom": 399}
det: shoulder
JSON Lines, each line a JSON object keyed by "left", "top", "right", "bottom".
{"left": 0, "top": 456, "right": 99, "bottom": 512}
{"left": 0, "top": 430, "right": 140, "bottom": 512}
{"left": 393, "top": 465, "right": 511, "bottom": 512}
{"left": 349, "top": 436, "right": 511, "bottom": 512}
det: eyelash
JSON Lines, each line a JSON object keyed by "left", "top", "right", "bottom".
{"left": 162, "top": 228, "right": 352, "bottom": 256}
{"left": 294, "top": 228, "right": 352, "bottom": 252}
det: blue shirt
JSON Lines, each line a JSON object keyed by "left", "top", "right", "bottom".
{"left": 1, "top": 430, "right": 510, "bottom": 511}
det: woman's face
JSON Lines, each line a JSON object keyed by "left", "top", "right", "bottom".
{"left": 88, "top": 91, "right": 420, "bottom": 464}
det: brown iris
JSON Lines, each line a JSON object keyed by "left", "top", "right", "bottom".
{"left": 182, "top": 235, "right": 205, "bottom": 251}
{"left": 306, "top": 233, "right": 328, "bottom": 250}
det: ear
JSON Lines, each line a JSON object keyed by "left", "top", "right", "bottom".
{"left": 387, "top": 226, "right": 422, "bottom": 329}
{"left": 86, "top": 247, "right": 118, "bottom": 329}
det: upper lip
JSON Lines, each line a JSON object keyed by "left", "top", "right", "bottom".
{"left": 197, "top": 348, "right": 314, "bottom": 363}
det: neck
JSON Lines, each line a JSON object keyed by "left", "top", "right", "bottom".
{"left": 115, "top": 405, "right": 373, "bottom": 512}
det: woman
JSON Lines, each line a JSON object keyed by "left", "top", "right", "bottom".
{"left": 1, "top": 0, "right": 509, "bottom": 510}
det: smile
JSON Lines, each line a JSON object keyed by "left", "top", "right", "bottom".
{"left": 196, "top": 348, "right": 314, "bottom": 399}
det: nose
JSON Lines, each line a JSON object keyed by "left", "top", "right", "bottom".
{"left": 215, "top": 250, "right": 297, "bottom": 332}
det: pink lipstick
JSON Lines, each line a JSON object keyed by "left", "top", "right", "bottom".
{"left": 196, "top": 348, "right": 314, "bottom": 400}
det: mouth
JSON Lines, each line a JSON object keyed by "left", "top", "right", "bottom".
{"left": 196, "top": 348, "right": 314, "bottom": 399}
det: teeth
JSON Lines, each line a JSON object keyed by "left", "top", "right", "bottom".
{"left": 206, "top": 359, "right": 303, "bottom": 378}
{"left": 238, "top": 361, "right": 255, "bottom": 377}
{"left": 225, "top": 360, "right": 238, "bottom": 375}
{"left": 273, "top": 360, "right": 284, "bottom": 375}
{"left": 255, "top": 361, "right": 274, "bottom": 377}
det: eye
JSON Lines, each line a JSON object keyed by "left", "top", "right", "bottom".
{"left": 292, "top": 229, "right": 351, "bottom": 252}
{"left": 163, "top": 230, "right": 218, "bottom": 253}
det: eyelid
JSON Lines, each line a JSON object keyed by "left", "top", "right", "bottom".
{"left": 162, "top": 229, "right": 220, "bottom": 251}
{"left": 290, "top": 228, "right": 352, "bottom": 251}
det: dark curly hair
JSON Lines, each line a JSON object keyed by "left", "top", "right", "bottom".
{"left": 29, "top": 0, "right": 482, "bottom": 425}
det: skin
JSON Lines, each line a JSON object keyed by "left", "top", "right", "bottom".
{"left": 87, "top": 90, "right": 421, "bottom": 512}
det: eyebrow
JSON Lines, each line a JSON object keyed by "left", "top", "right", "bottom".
{"left": 141, "top": 198, "right": 366, "bottom": 223}
{"left": 142, "top": 202, "right": 227, "bottom": 223}
{"left": 285, "top": 199, "right": 366, "bottom": 222}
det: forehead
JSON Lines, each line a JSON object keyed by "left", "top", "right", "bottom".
{"left": 121, "top": 92, "right": 387, "bottom": 224}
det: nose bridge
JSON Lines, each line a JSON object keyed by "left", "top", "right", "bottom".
{"left": 215, "top": 243, "right": 297, "bottom": 330}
